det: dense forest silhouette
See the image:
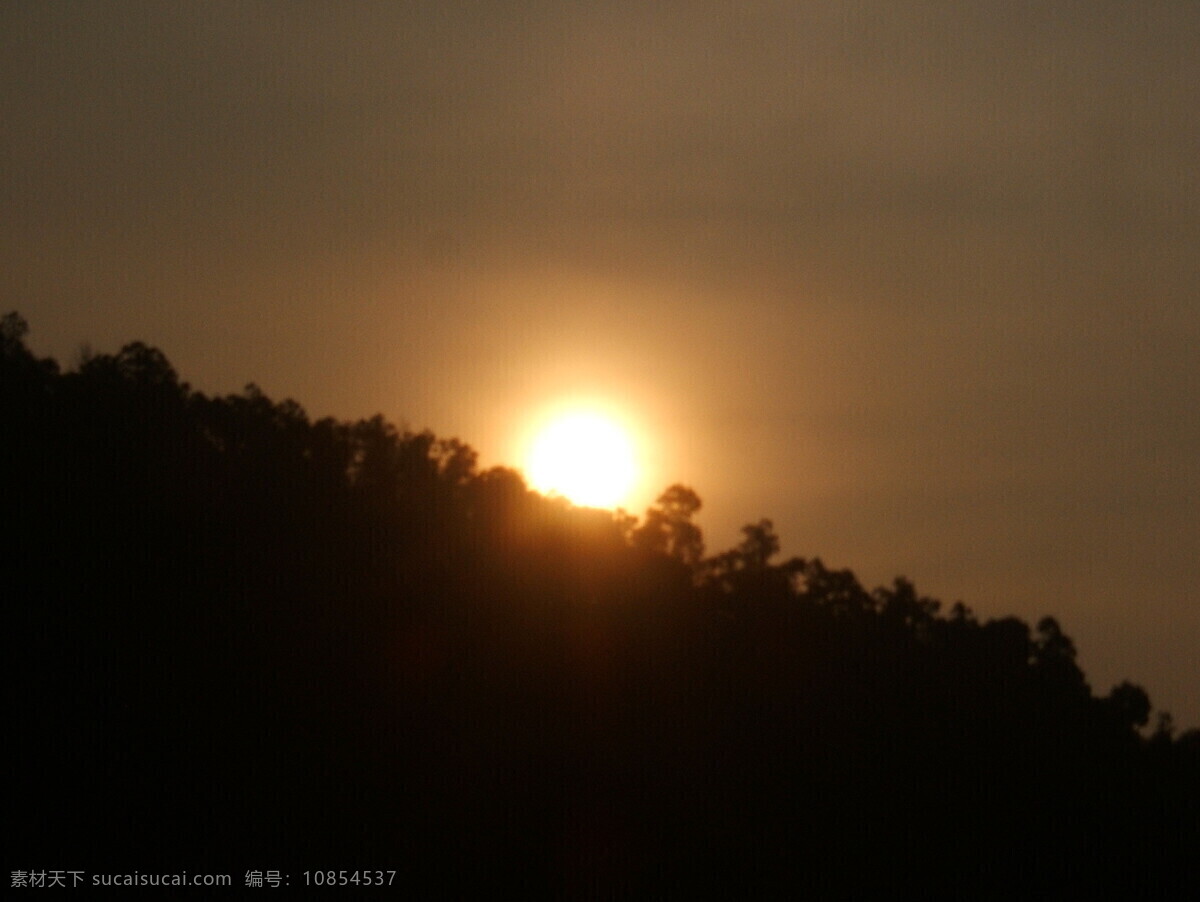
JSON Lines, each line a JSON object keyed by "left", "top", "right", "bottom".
{"left": 6, "top": 313, "right": 1197, "bottom": 894}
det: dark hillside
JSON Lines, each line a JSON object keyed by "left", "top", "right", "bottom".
{"left": 5, "top": 314, "right": 1197, "bottom": 894}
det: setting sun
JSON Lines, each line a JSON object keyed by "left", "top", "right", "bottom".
{"left": 525, "top": 410, "right": 637, "bottom": 509}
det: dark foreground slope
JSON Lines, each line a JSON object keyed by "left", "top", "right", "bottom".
{"left": 6, "top": 315, "right": 1197, "bottom": 895}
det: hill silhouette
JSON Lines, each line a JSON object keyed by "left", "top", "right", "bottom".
{"left": 5, "top": 313, "right": 1197, "bottom": 894}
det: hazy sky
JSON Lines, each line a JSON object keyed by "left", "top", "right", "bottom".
{"left": 4, "top": 2, "right": 1197, "bottom": 727}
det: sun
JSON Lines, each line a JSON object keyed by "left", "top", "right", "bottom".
{"left": 526, "top": 410, "right": 637, "bottom": 509}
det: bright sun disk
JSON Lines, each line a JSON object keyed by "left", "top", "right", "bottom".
{"left": 526, "top": 410, "right": 636, "bottom": 509}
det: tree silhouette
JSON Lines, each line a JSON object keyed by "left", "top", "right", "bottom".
{"left": 5, "top": 313, "right": 1197, "bottom": 893}
{"left": 631, "top": 483, "right": 705, "bottom": 567}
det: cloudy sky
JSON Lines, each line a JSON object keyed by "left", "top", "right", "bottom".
{"left": 4, "top": 1, "right": 1197, "bottom": 727}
